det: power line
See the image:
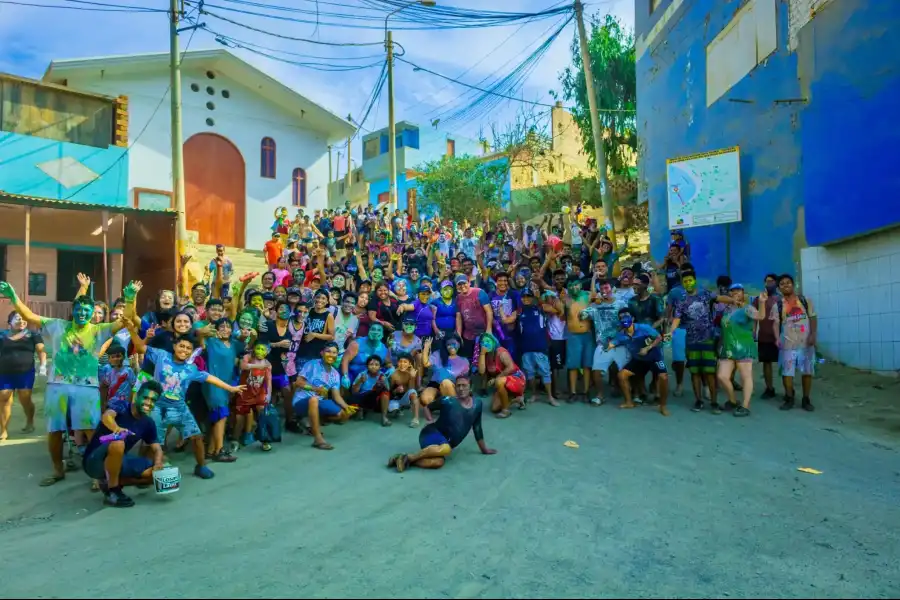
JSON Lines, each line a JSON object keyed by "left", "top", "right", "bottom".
{"left": 192, "top": 6, "right": 384, "bottom": 46}
{"left": 0, "top": 0, "right": 163, "bottom": 11}
{"left": 208, "top": 29, "right": 384, "bottom": 62}
{"left": 59, "top": 12, "right": 202, "bottom": 201}
{"left": 211, "top": 31, "right": 385, "bottom": 71}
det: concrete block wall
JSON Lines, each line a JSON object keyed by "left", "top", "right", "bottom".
{"left": 800, "top": 228, "right": 900, "bottom": 375}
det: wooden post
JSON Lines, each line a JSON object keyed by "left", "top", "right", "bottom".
{"left": 101, "top": 210, "right": 110, "bottom": 304}
{"left": 23, "top": 206, "right": 31, "bottom": 304}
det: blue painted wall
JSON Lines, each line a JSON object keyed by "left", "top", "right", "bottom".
{"left": 637, "top": 0, "right": 900, "bottom": 284}
{"left": 0, "top": 132, "right": 129, "bottom": 206}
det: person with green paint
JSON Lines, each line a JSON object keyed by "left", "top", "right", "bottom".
{"left": 0, "top": 279, "right": 136, "bottom": 487}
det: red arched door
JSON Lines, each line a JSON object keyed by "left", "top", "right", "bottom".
{"left": 184, "top": 133, "right": 246, "bottom": 247}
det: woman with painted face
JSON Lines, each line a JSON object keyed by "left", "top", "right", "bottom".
{"left": 261, "top": 300, "right": 296, "bottom": 427}
{"left": 420, "top": 333, "right": 469, "bottom": 408}
{"left": 410, "top": 286, "right": 438, "bottom": 344}
{"left": 368, "top": 282, "right": 401, "bottom": 333}
{"left": 296, "top": 289, "right": 335, "bottom": 379}
{"left": 203, "top": 318, "right": 242, "bottom": 461}
{"left": 391, "top": 315, "right": 424, "bottom": 369}
{"left": 432, "top": 280, "right": 459, "bottom": 339}
{"left": 333, "top": 292, "right": 360, "bottom": 353}
{"left": 478, "top": 332, "right": 527, "bottom": 418}
{"left": 717, "top": 284, "right": 766, "bottom": 417}
{"left": 0, "top": 311, "right": 47, "bottom": 439}
{"left": 355, "top": 291, "right": 373, "bottom": 338}
{"left": 140, "top": 289, "right": 176, "bottom": 337}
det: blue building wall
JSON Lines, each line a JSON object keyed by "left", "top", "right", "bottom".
{"left": 0, "top": 132, "right": 129, "bottom": 206}
{"left": 636, "top": 0, "right": 900, "bottom": 284}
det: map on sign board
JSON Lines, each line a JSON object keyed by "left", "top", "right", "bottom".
{"left": 666, "top": 146, "right": 742, "bottom": 229}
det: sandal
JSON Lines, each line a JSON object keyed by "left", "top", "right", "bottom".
{"left": 396, "top": 455, "right": 410, "bottom": 473}
{"left": 734, "top": 406, "right": 751, "bottom": 417}
{"left": 312, "top": 441, "right": 334, "bottom": 451}
{"left": 40, "top": 473, "right": 65, "bottom": 487}
{"left": 21, "top": 424, "right": 35, "bottom": 434}
{"left": 214, "top": 450, "right": 237, "bottom": 463}
{"left": 495, "top": 409, "right": 511, "bottom": 419}
{"left": 515, "top": 397, "right": 527, "bottom": 410}
{"left": 90, "top": 479, "right": 101, "bottom": 492}
{"left": 261, "top": 442, "right": 273, "bottom": 452}
{"left": 409, "top": 419, "right": 420, "bottom": 428}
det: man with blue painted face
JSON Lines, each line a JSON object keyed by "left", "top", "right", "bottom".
{"left": 609, "top": 308, "right": 670, "bottom": 416}
{"left": 0, "top": 280, "right": 134, "bottom": 487}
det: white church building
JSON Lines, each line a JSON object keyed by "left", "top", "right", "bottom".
{"left": 42, "top": 49, "right": 355, "bottom": 250}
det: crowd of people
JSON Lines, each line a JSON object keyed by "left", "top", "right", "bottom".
{"left": 0, "top": 202, "right": 818, "bottom": 508}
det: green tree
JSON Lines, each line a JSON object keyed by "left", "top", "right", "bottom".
{"left": 555, "top": 13, "right": 636, "bottom": 177}
{"left": 415, "top": 155, "right": 509, "bottom": 223}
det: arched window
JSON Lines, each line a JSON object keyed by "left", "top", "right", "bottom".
{"left": 292, "top": 168, "right": 307, "bottom": 207}
{"left": 260, "top": 137, "right": 276, "bottom": 178}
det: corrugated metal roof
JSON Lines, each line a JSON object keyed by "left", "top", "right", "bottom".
{"left": 0, "top": 191, "right": 177, "bottom": 216}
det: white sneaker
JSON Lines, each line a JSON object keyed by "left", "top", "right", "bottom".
{"left": 590, "top": 397, "right": 605, "bottom": 406}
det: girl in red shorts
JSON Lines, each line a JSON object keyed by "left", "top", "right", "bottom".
{"left": 477, "top": 333, "right": 526, "bottom": 419}
{"left": 234, "top": 343, "right": 271, "bottom": 450}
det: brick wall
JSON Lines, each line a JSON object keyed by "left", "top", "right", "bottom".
{"left": 800, "top": 228, "right": 900, "bottom": 375}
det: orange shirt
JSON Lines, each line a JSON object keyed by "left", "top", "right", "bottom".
{"left": 264, "top": 240, "right": 283, "bottom": 266}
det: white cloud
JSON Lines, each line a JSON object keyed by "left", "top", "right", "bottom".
{"left": 0, "top": 0, "right": 635, "bottom": 161}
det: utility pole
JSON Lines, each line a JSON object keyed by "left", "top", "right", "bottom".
{"left": 386, "top": 30, "right": 398, "bottom": 210}
{"left": 328, "top": 145, "right": 333, "bottom": 208}
{"left": 169, "top": 0, "right": 188, "bottom": 255}
{"left": 574, "top": 0, "right": 616, "bottom": 247}
{"left": 345, "top": 116, "right": 352, "bottom": 192}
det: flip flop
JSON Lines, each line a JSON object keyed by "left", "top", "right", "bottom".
{"left": 387, "top": 453, "right": 404, "bottom": 468}
{"left": 396, "top": 455, "right": 410, "bottom": 473}
{"left": 40, "top": 474, "right": 65, "bottom": 487}
{"left": 312, "top": 441, "right": 334, "bottom": 451}
{"left": 495, "top": 409, "right": 511, "bottom": 419}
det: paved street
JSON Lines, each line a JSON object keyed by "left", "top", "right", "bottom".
{"left": 1, "top": 364, "right": 899, "bottom": 599}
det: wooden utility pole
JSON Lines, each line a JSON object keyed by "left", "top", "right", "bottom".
{"left": 169, "top": 0, "right": 188, "bottom": 255}
{"left": 574, "top": 0, "right": 616, "bottom": 247}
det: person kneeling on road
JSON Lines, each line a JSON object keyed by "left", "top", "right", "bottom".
{"left": 82, "top": 381, "right": 165, "bottom": 508}
{"left": 609, "top": 308, "right": 670, "bottom": 416}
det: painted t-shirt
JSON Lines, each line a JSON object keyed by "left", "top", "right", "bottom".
{"left": 391, "top": 331, "right": 423, "bottom": 355}
{"left": 428, "top": 351, "right": 469, "bottom": 384}
{"left": 721, "top": 305, "right": 759, "bottom": 360}
{"left": 770, "top": 296, "right": 816, "bottom": 351}
{"left": 41, "top": 319, "right": 114, "bottom": 387}
{"left": 612, "top": 324, "right": 663, "bottom": 363}
{"left": 673, "top": 290, "right": 716, "bottom": 344}
{"left": 583, "top": 299, "right": 626, "bottom": 346}
{"left": 145, "top": 347, "right": 209, "bottom": 402}
{"left": 299, "top": 358, "right": 341, "bottom": 390}
{"left": 333, "top": 312, "right": 360, "bottom": 351}
{"left": 99, "top": 364, "right": 137, "bottom": 411}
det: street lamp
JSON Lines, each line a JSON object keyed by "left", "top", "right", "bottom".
{"left": 385, "top": 0, "right": 436, "bottom": 210}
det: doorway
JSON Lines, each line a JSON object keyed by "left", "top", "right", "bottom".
{"left": 57, "top": 250, "right": 102, "bottom": 301}
{"left": 184, "top": 133, "right": 246, "bottom": 247}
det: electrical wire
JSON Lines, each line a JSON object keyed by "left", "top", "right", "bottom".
{"left": 212, "top": 34, "right": 385, "bottom": 71}
{"left": 333, "top": 60, "right": 388, "bottom": 150}
{"left": 0, "top": 0, "right": 163, "bottom": 11}
{"left": 192, "top": 0, "right": 571, "bottom": 31}
{"left": 209, "top": 30, "right": 384, "bottom": 62}
{"left": 191, "top": 6, "right": 384, "bottom": 46}
{"left": 59, "top": 11, "right": 201, "bottom": 201}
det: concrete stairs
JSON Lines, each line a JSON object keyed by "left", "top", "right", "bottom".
{"left": 190, "top": 239, "right": 268, "bottom": 294}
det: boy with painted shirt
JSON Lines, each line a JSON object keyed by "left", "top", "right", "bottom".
{"left": 99, "top": 345, "right": 136, "bottom": 413}
{"left": 125, "top": 324, "right": 245, "bottom": 479}
{"left": 581, "top": 278, "right": 628, "bottom": 405}
{"left": 0, "top": 281, "right": 126, "bottom": 487}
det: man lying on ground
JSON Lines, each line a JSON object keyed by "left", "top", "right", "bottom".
{"left": 387, "top": 375, "right": 496, "bottom": 472}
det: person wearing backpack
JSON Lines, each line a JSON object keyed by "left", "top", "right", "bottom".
{"left": 769, "top": 274, "right": 817, "bottom": 411}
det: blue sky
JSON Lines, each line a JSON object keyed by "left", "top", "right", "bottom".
{"left": 0, "top": 0, "right": 633, "bottom": 163}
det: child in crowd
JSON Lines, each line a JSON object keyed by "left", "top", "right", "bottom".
{"left": 518, "top": 288, "right": 557, "bottom": 406}
{"left": 388, "top": 352, "right": 420, "bottom": 428}
{"left": 236, "top": 342, "right": 272, "bottom": 451}
{"left": 351, "top": 355, "right": 390, "bottom": 426}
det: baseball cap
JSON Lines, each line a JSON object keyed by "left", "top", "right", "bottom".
{"left": 440, "top": 279, "right": 453, "bottom": 289}
{"left": 454, "top": 274, "right": 468, "bottom": 285}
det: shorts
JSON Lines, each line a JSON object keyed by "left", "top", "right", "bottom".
{"left": 292, "top": 391, "right": 343, "bottom": 417}
{"left": 549, "top": 340, "right": 566, "bottom": 370}
{"left": 419, "top": 425, "right": 450, "bottom": 449}
{"left": 391, "top": 388, "right": 418, "bottom": 409}
{"left": 235, "top": 401, "right": 266, "bottom": 416}
{"left": 352, "top": 389, "right": 388, "bottom": 409}
{"left": 686, "top": 340, "right": 717, "bottom": 375}
{"left": 209, "top": 406, "right": 230, "bottom": 422}
{"left": 272, "top": 374, "right": 290, "bottom": 390}
{"left": 565, "top": 332, "right": 595, "bottom": 370}
{"left": 0, "top": 370, "right": 35, "bottom": 390}
{"left": 758, "top": 341, "right": 780, "bottom": 364}
{"left": 83, "top": 443, "right": 153, "bottom": 480}
{"left": 592, "top": 345, "right": 629, "bottom": 373}
{"left": 623, "top": 359, "right": 667, "bottom": 377}
{"left": 502, "top": 373, "right": 527, "bottom": 396}
{"left": 671, "top": 328, "right": 687, "bottom": 362}
{"left": 780, "top": 347, "right": 816, "bottom": 377}
{"left": 521, "top": 352, "right": 551, "bottom": 384}
{"left": 150, "top": 400, "right": 202, "bottom": 442}
{"left": 45, "top": 383, "right": 101, "bottom": 433}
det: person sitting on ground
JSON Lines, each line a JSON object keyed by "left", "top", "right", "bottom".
{"left": 387, "top": 375, "right": 496, "bottom": 472}
{"left": 350, "top": 354, "right": 390, "bottom": 426}
{"left": 477, "top": 332, "right": 527, "bottom": 418}
{"left": 388, "top": 352, "right": 421, "bottom": 428}
{"left": 293, "top": 342, "right": 356, "bottom": 451}
{"left": 419, "top": 334, "right": 469, "bottom": 419}
{"left": 82, "top": 380, "right": 165, "bottom": 508}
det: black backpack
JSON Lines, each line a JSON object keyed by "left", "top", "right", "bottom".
{"left": 775, "top": 295, "right": 809, "bottom": 334}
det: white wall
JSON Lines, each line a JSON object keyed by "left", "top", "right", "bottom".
{"left": 66, "top": 65, "right": 331, "bottom": 251}
{"left": 800, "top": 227, "right": 900, "bottom": 375}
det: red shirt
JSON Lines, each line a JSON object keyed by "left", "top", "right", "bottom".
{"left": 264, "top": 240, "right": 283, "bottom": 266}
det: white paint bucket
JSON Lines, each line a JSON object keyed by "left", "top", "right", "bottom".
{"left": 153, "top": 466, "right": 181, "bottom": 495}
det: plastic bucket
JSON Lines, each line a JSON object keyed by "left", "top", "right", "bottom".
{"left": 153, "top": 466, "right": 181, "bottom": 495}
